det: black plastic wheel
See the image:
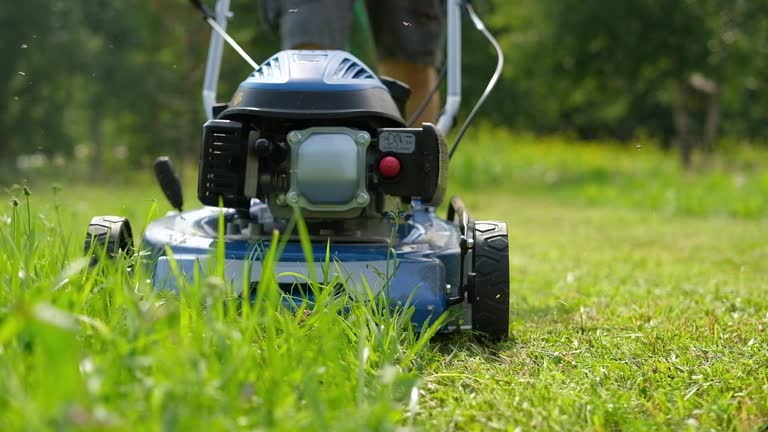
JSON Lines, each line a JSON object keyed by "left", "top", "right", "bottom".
{"left": 470, "top": 221, "right": 510, "bottom": 341}
{"left": 84, "top": 216, "right": 134, "bottom": 260}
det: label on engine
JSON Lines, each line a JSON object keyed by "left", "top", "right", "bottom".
{"left": 379, "top": 132, "right": 416, "bottom": 154}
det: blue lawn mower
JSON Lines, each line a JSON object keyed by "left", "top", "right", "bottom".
{"left": 84, "top": 0, "right": 509, "bottom": 340}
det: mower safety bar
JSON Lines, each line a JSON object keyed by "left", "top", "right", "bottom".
{"left": 202, "top": 0, "right": 231, "bottom": 120}
{"left": 435, "top": 0, "right": 462, "bottom": 135}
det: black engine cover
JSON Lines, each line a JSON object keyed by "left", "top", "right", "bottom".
{"left": 218, "top": 50, "right": 405, "bottom": 129}
{"left": 198, "top": 119, "right": 250, "bottom": 209}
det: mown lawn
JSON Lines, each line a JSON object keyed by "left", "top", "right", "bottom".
{"left": 421, "top": 193, "right": 768, "bottom": 430}
{"left": 2, "top": 132, "right": 767, "bottom": 430}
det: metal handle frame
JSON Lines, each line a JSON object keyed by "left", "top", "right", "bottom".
{"left": 435, "top": 0, "right": 462, "bottom": 135}
{"left": 202, "top": 0, "right": 231, "bottom": 120}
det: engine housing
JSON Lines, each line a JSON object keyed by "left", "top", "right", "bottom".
{"left": 197, "top": 50, "right": 447, "bottom": 220}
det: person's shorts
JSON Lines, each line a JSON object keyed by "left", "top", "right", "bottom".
{"left": 261, "top": 0, "right": 444, "bottom": 66}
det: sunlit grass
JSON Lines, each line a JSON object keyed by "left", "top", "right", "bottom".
{"left": 0, "top": 191, "right": 442, "bottom": 430}
{"left": 450, "top": 126, "right": 768, "bottom": 218}
{"left": 2, "top": 134, "right": 768, "bottom": 430}
{"left": 418, "top": 193, "right": 768, "bottom": 430}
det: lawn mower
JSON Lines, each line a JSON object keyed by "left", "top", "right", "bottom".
{"left": 84, "top": 0, "right": 510, "bottom": 339}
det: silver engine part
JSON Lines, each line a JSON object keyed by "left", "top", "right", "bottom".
{"left": 269, "top": 127, "right": 372, "bottom": 219}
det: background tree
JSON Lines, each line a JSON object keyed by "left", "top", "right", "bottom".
{"left": 1, "top": 0, "right": 767, "bottom": 179}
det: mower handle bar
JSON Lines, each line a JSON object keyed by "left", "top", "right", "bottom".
{"left": 202, "top": 0, "right": 230, "bottom": 120}
{"left": 200, "top": 0, "right": 462, "bottom": 135}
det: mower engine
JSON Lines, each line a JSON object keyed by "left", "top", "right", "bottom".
{"left": 197, "top": 50, "right": 447, "bottom": 221}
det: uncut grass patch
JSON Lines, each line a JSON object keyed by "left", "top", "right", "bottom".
{"left": 0, "top": 192, "right": 441, "bottom": 430}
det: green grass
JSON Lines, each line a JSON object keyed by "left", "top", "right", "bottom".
{"left": 2, "top": 133, "right": 768, "bottom": 430}
{"left": 420, "top": 194, "right": 768, "bottom": 430}
{"left": 451, "top": 126, "right": 768, "bottom": 219}
{"left": 0, "top": 190, "right": 443, "bottom": 430}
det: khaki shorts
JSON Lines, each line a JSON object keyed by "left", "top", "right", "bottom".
{"left": 261, "top": 0, "right": 445, "bottom": 65}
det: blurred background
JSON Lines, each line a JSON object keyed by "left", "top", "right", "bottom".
{"left": 1, "top": 0, "right": 767, "bottom": 190}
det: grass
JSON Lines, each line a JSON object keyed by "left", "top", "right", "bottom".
{"left": 2, "top": 131, "right": 768, "bottom": 430}
{"left": 0, "top": 190, "right": 441, "bottom": 430}
{"left": 451, "top": 126, "right": 768, "bottom": 219}
{"left": 420, "top": 194, "right": 768, "bottom": 430}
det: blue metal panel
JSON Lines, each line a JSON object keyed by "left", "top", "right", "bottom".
{"left": 141, "top": 207, "right": 461, "bottom": 331}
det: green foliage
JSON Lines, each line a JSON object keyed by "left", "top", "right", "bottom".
{"left": 3, "top": 0, "right": 768, "bottom": 180}
{"left": 0, "top": 0, "right": 278, "bottom": 174}
{"left": 480, "top": 0, "right": 768, "bottom": 141}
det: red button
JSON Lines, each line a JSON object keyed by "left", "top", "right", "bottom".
{"left": 378, "top": 156, "right": 401, "bottom": 178}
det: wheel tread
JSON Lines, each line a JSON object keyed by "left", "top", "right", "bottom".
{"left": 471, "top": 221, "right": 510, "bottom": 341}
{"left": 84, "top": 216, "right": 134, "bottom": 260}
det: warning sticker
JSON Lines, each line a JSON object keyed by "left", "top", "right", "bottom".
{"left": 379, "top": 132, "right": 416, "bottom": 154}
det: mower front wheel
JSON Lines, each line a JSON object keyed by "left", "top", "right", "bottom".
{"left": 84, "top": 216, "right": 135, "bottom": 262}
{"left": 470, "top": 221, "right": 510, "bottom": 341}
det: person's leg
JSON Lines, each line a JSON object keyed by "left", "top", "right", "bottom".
{"left": 378, "top": 60, "right": 440, "bottom": 126}
{"left": 262, "top": 0, "right": 355, "bottom": 51}
{"left": 367, "top": 0, "right": 445, "bottom": 125}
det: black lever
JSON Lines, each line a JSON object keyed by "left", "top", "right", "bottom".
{"left": 154, "top": 157, "right": 184, "bottom": 212}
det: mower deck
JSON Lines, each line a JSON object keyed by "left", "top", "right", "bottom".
{"left": 141, "top": 206, "right": 466, "bottom": 329}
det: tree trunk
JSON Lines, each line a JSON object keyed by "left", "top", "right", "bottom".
{"left": 702, "top": 85, "right": 721, "bottom": 153}
{"left": 673, "top": 82, "right": 693, "bottom": 169}
{"left": 90, "top": 107, "right": 103, "bottom": 180}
